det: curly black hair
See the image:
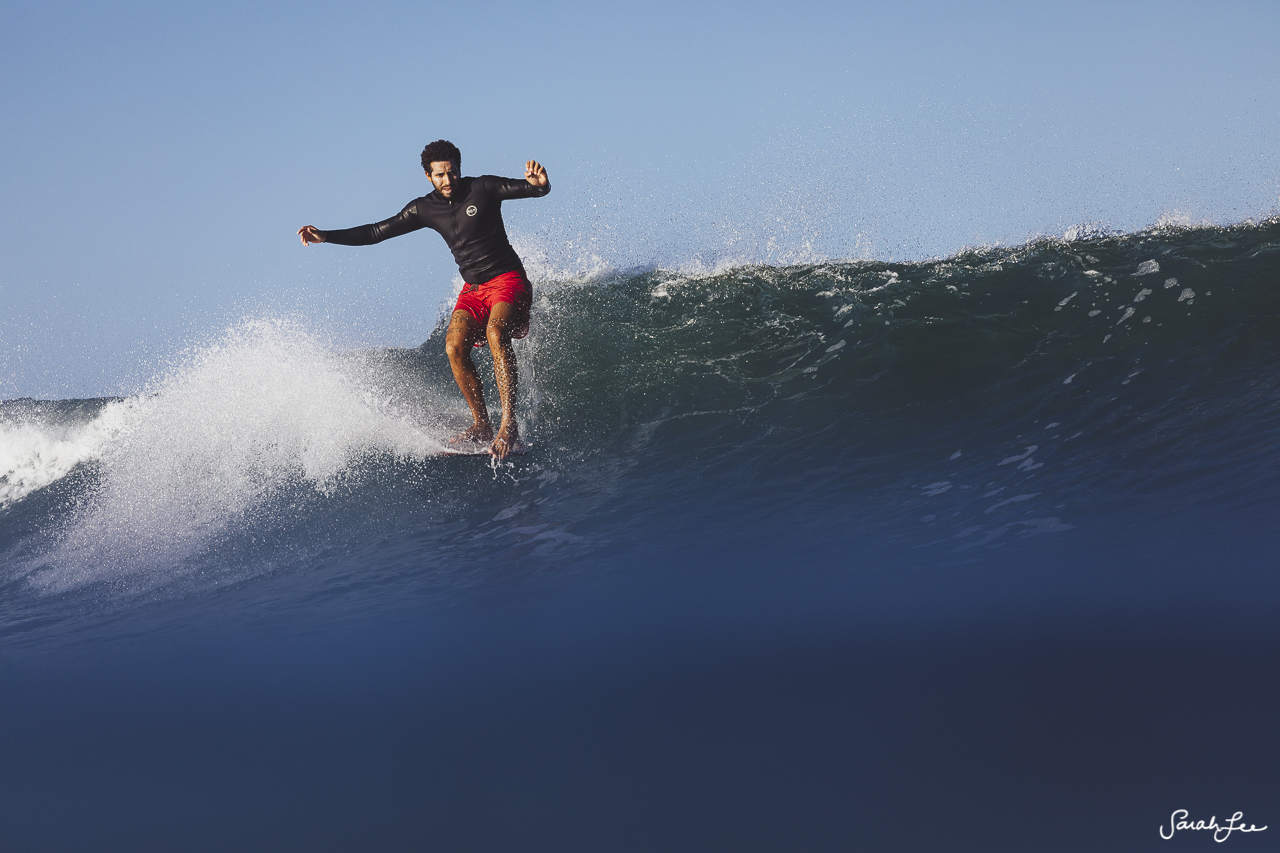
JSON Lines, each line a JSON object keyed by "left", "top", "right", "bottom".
{"left": 421, "top": 139, "right": 461, "bottom": 171}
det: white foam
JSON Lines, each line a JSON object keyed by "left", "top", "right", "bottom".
{"left": 0, "top": 399, "right": 139, "bottom": 509}
{"left": 22, "top": 319, "right": 449, "bottom": 593}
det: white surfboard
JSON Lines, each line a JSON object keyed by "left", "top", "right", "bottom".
{"left": 435, "top": 442, "right": 529, "bottom": 458}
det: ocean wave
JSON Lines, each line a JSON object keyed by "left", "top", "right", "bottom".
{"left": 5, "top": 319, "right": 457, "bottom": 593}
{"left": 3, "top": 219, "right": 1278, "bottom": 606}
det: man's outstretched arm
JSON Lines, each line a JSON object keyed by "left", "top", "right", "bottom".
{"left": 490, "top": 161, "right": 551, "bottom": 200}
{"left": 297, "top": 201, "right": 426, "bottom": 246}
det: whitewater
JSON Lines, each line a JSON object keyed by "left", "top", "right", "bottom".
{"left": 2, "top": 218, "right": 1279, "bottom": 852}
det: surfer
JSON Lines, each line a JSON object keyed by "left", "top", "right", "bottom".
{"left": 297, "top": 139, "right": 550, "bottom": 460}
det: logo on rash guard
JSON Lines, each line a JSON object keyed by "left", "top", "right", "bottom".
{"left": 466, "top": 205, "right": 477, "bottom": 216}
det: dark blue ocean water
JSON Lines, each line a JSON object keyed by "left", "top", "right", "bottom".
{"left": 2, "top": 220, "right": 1279, "bottom": 851}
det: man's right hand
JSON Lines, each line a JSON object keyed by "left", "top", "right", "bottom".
{"left": 297, "top": 226, "right": 326, "bottom": 246}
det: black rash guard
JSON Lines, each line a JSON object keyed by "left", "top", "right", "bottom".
{"left": 320, "top": 175, "right": 550, "bottom": 284}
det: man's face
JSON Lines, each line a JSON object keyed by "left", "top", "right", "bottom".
{"left": 427, "top": 160, "right": 460, "bottom": 198}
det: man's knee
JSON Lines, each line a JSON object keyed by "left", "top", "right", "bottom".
{"left": 446, "top": 312, "right": 480, "bottom": 360}
{"left": 445, "top": 334, "right": 470, "bottom": 363}
{"left": 486, "top": 320, "right": 511, "bottom": 348}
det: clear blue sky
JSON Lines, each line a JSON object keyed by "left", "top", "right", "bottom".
{"left": 2, "top": 0, "right": 1277, "bottom": 398}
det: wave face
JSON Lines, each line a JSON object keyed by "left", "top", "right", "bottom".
{"left": 2, "top": 219, "right": 1280, "bottom": 641}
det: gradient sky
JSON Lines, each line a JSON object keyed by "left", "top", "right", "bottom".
{"left": 2, "top": 0, "right": 1277, "bottom": 398}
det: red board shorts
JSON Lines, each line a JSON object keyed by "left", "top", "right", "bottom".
{"left": 453, "top": 270, "right": 533, "bottom": 347}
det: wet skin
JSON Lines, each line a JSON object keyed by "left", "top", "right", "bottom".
{"left": 444, "top": 300, "right": 521, "bottom": 459}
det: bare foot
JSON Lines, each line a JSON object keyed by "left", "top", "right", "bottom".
{"left": 449, "top": 422, "right": 493, "bottom": 445}
{"left": 490, "top": 423, "right": 520, "bottom": 460}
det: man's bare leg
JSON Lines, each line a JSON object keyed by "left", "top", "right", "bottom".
{"left": 444, "top": 310, "right": 493, "bottom": 444}
{"left": 486, "top": 301, "right": 521, "bottom": 460}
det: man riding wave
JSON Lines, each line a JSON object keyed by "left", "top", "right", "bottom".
{"left": 297, "top": 139, "right": 550, "bottom": 459}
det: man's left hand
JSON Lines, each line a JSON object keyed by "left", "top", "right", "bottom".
{"left": 525, "top": 160, "right": 548, "bottom": 188}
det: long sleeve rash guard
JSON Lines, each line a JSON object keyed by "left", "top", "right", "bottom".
{"left": 320, "top": 175, "right": 550, "bottom": 284}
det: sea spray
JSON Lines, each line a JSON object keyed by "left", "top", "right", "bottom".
{"left": 19, "top": 319, "right": 445, "bottom": 593}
